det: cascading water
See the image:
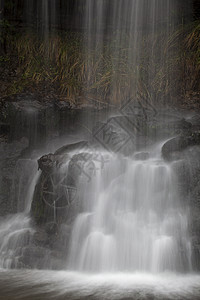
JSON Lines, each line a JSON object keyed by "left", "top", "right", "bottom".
{"left": 0, "top": 159, "right": 40, "bottom": 269}
{"left": 83, "top": 0, "right": 177, "bottom": 102}
{"left": 1, "top": 1, "right": 200, "bottom": 299}
{"left": 25, "top": 0, "right": 56, "bottom": 37}
{"left": 67, "top": 147, "right": 192, "bottom": 273}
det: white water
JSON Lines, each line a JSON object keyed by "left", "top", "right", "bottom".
{"left": 83, "top": 0, "right": 177, "bottom": 102}
{"left": 0, "top": 160, "right": 40, "bottom": 269}
{"left": 0, "top": 1, "right": 197, "bottom": 297}
{"left": 67, "top": 146, "right": 192, "bottom": 273}
{"left": 0, "top": 270, "right": 200, "bottom": 300}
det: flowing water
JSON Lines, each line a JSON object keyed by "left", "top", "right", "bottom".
{"left": 83, "top": 0, "right": 178, "bottom": 102}
{"left": 67, "top": 148, "right": 192, "bottom": 273}
{"left": 1, "top": 271, "right": 200, "bottom": 300}
{"left": 0, "top": 143, "right": 199, "bottom": 299}
{"left": 0, "top": 1, "right": 199, "bottom": 299}
{"left": 0, "top": 159, "right": 40, "bottom": 269}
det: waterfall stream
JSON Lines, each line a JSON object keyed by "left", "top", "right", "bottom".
{"left": 0, "top": 1, "right": 199, "bottom": 299}
{"left": 67, "top": 147, "right": 192, "bottom": 273}
{"left": 0, "top": 160, "right": 40, "bottom": 269}
{"left": 83, "top": 0, "right": 177, "bottom": 102}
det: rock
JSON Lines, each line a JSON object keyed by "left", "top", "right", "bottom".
{"left": 45, "top": 222, "right": 59, "bottom": 235}
{"left": 162, "top": 136, "right": 187, "bottom": 161}
{"left": 176, "top": 118, "right": 192, "bottom": 130}
{"left": 22, "top": 246, "right": 49, "bottom": 259}
{"left": 187, "top": 114, "right": 200, "bottom": 130}
{"left": 32, "top": 148, "right": 110, "bottom": 226}
{"left": 32, "top": 229, "right": 49, "bottom": 246}
{"left": 37, "top": 141, "right": 90, "bottom": 173}
{"left": 20, "top": 246, "right": 50, "bottom": 268}
{"left": 54, "top": 100, "right": 72, "bottom": 110}
{"left": 170, "top": 145, "right": 200, "bottom": 271}
{"left": 54, "top": 141, "right": 89, "bottom": 155}
{"left": 9, "top": 99, "right": 46, "bottom": 113}
{"left": 0, "top": 122, "right": 10, "bottom": 135}
{"left": 162, "top": 132, "right": 200, "bottom": 161}
{"left": 37, "top": 153, "right": 56, "bottom": 173}
{"left": 0, "top": 137, "right": 29, "bottom": 215}
{"left": 134, "top": 152, "right": 150, "bottom": 160}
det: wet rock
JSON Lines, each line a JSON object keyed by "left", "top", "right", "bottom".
{"left": 37, "top": 141, "right": 90, "bottom": 174}
{"left": 191, "top": 237, "right": 200, "bottom": 271}
{"left": 33, "top": 230, "right": 49, "bottom": 246}
{"left": 9, "top": 99, "right": 46, "bottom": 113}
{"left": 20, "top": 246, "right": 50, "bottom": 269}
{"left": 32, "top": 147, "right": 109, "bottom": 226}
{"left": 31, "top": 168, "right": 77, "bottom": 225}
{"left": 37, "top": 153, "right": 56, "bottom": 173}
{"left": 45, "top": 222, "right": 59, "bottom": 235}
{"left": 187, "top": 114, "right": 200, "bottom": 130}
{"left": 0, "top": 122, "right": 10, "bottom": 135}
{"left": 162, "top": 136, "right": 186, "bottom": 161}
{"left": 54, "top": 141, "right": 89, "bottom": 155}
{"left": 134, "top": 152, "right": 150, "bottom": 160}
{"left": 171, "top": 146, "right": 200, "bottom": 271}
{"left": 162, "top": 132, "right": 200, "bottom": 161}
{"left": 54, "top": 100, "right": 72, "bottom": 110}
{"left": 0, "top": 137, "right": 29, "bottom": 215}
{"left": 175, "top": 118, "right": 192, "bottom": 131}
{"left": 22, "top": 246, "right": 49, "bottom": 259}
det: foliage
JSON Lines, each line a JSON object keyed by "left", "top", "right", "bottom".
{"left": 0, "top": 21, "right": 199, "bottom": 107}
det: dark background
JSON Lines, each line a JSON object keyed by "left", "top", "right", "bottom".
{"left": 0, "top": 0, "right": 199, "bottom": 33}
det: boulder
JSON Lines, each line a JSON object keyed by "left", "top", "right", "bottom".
{"left": 54, "top": 140, "right": 89, "bottom": 155}
{"left": 37, "top": 153, "right": 56, "bottom": 174}
{"left": 162, "top": 132, "right": 200, "bottom": 161}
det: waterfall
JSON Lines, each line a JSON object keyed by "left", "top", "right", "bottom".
{"left": 0, "top": 0, "right": 194, "bottom": 275}
{"left": 67, "top": 147, "right": 192, "bottom": 273}
{"left": 25, "top": 0, "right": 56, "bottom": 37}
{"left": 83, "top": 0, "right": 177, "bottom": 103}
{"left": 0, "top": 159, "right": 40, "bottom": 269}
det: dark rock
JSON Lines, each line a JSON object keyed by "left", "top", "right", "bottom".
{"left": 22, "top": 246, "right": 49, "bottom": 259}
{"left": 54, "top": 141, "right": 89, "bottom": 155}
{"left": 20, "top": 246, "right": 50, "bottom": 268}
{"left": 162, "top": 136, "right": 187, "bottom": 161}
{"left": 37, "top": 153, "right": 56, "bottom": 173}
{"left": 0, "top": 122, "right": 10, "bottom": 135}
{"left": 171, "top": 145, "right": 200, "bottom": 271}
{"left": 176, "top": 118, "right": 192, "bottom": 130}
{"left": 33, "top": 229, "right": 49, "bottom": 246}
{"left": 32, "top": 148, "right": 110, "bottom": 226}
{"left": 9, "top": 99, "right": 46, "bottom": 113}
{"left": 162, "top": 132, "right": 200, "bottom": 161}
{"left": 54, "top": 100, "right": 72, "bottom": 110}
{"left": 45, "top": 222, "right": 59, "bottom": 235}
{"left": 0, "top": 137, "right": 29, "bottom": 215}
{"left": 187, "top": 114, "right": 200, "bottom": 129}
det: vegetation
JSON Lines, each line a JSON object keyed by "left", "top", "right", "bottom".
{"left": 0, "top": 20, "right": 200, "bottom": 108}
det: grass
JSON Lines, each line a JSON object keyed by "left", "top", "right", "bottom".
{"left": 0, "top": 21, "right": 199, "bottom": 108}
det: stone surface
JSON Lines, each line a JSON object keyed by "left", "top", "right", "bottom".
{"left": 134, "top": 152, "right": 150, "bottom": 160}
{"left": 171, "top": 146, "right": 200, "bottom": 271}
{"left": 162, "top": 132, "right": 200, "bottom": 161}
{"left": 0, "top": 137, "right": 29, "bottom": 215}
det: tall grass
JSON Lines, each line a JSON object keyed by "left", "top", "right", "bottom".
{"left": 1, "top": 22, "right": 199, "bottom": 107}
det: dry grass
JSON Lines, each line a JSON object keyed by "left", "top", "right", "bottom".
{"left": 0, "top": 22, "right": 199, "bottom": 107}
